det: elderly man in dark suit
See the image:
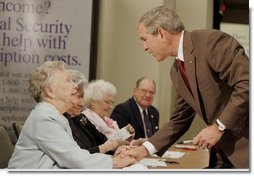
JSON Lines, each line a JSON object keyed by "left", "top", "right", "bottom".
{"left": 111, "top": 77, "right": 159, "bottom": 139}
{"left": 122, "top": 6, "right": 249, "bottom": 169}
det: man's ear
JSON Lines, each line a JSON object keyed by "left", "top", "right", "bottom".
{"left": 133, "top": 87, "right": 138, "bottom": 96}
{"left": 158, "top": 28, "right": 165, "bottom": 41}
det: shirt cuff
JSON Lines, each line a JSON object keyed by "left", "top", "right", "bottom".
{"left": 216, "top": 119, "right": 226, "bottom": 130}
{"left": 142, "top": 141, "right": 157, "bottom": 155}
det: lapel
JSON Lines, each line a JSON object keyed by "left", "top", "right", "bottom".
{"left": 130, "top": 97, "right": 146, "bottom": 133}
{"left": 171, "top": 31, "right": 204, "bottom": 118}
{"left": 147, "top": 108, "right": 157, "bottom": 133}
{"left": 63, "top": 113, "right": 77, "bottom": 140}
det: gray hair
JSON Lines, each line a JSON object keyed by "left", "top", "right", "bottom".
{"left": 68, "top": 69, "right": 88, "bottom": 88}
{"left": 136, "top": 76, "right": 156, "bottom": 90}
{"left": 84, "top": 79, "right": 117, "bottom": 106}
{"left": 138, "top": 5, "right": 185, "bottom": 35}
{"left": 28, "top": 61, "right": 66, "bottom": 102}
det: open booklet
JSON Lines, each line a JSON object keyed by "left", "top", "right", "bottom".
{"left": 108, "top": 127, "right": 134, "bottom": 141}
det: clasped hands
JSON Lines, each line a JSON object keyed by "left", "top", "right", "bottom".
{"left": 110, "top": 137, "right": 149, "bottom": 168}
{"left": 113, "top": 138, "right": 148, "bottom": 161}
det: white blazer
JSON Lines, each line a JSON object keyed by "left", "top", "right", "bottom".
{"left": 8, "top": 102, "right": 112, "bottom": 169}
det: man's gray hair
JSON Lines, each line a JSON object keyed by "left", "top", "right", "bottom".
{"left": 138, "top": 5, "right": 185, "bottom": 35}
{"left": 136, "top": 76, "right": 156, "bottom": 90}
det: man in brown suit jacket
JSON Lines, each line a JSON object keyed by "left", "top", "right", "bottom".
{"left": 123, "top": 6, "right": 249, "bottom": 169}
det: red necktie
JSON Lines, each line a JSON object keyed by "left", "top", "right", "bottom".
{"left": 177, "top": 59, "right": 192, "bottom": 94}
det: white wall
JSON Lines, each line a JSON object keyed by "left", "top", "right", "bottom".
{"left": 97, "top": 0, "right": 164, "bottom": 113}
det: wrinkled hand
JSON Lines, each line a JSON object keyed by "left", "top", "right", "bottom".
{"left": 130, "top": 138, "right": 148, "bottom": 146}
{"left": 114, "top": 145, "right": 135, "bottom": 156}
{"left": 118, "top": 140, "right": 130, "bottom": 146}
{"left": 124, "top": 124, "right": 135, "bottom": 134}
{"left": 119, "top": 145, "right": 149, "bottom": 161}
{"left": 112, "top": 153, "right": 137, "bottom": 169}
{"left": 100, "top": 139, "right": 127, "bottom": 153}
{"left": 193, "top": 124, "right": 224, "bottom": 149}
{"left": 105, "top": 140, "right": 120, "bottom": 151}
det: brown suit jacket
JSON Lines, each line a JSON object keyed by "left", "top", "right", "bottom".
{"left": 149, "top": 29, "right": 249, "bottom": 168}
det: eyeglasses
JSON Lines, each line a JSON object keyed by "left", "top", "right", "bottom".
{"left": 104, "top": 100, "right": 115, "bottom": 105}
{"left": 136, "top": 88, "right": 155, "bottom": 95}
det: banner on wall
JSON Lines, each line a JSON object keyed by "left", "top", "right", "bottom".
{"left": 0, "top": 0, "right": 95, "bottom": 142}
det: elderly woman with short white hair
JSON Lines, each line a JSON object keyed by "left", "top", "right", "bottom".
{"left": 83, "top": 80, "right": 134, "bottom": 139}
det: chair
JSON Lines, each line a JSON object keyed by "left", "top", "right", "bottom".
{"left": 0, "top": 125, "right": 14, "bottom": 168}
{"left": 12, "top": 122, "right": 24, "bottom": 139}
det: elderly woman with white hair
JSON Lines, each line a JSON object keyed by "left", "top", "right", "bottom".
{"left": 8, "top": 61, "right": 136, "bottom": 169}
{"left": 64, "top": 70, "right": 126, "bottom": 154}
{"left": 83, "top": 80, "right": 134, "bottom": 139}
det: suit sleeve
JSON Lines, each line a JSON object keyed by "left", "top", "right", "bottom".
{"left": 87, "top": 146, "right": 100, "bottom": 154}
{"left": 149, "top": 92, "right": 196, "bottom": 156}
{"left": 206, "top": 31, "right": 249, "bottom": 131}
{"left": 110, "top": 104, "right": 130, "bottom": 128}
{"left": 86, "top": 120, "right": 108, "bottom": 144}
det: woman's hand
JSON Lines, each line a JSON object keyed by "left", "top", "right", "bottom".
{"left": 130, "top": 138, "right": 148, "bottom": 146}
{"left": 113, "top": 145, "right": 136, "bottom": 156}
{"left": 99, "top": 139, "right": 130, "bottom": 153}
{"left": 112, "top": 152, "right": 137, "bottom": 168}
{"left": 124, "top": 124, "right": 135, "bottom": 134}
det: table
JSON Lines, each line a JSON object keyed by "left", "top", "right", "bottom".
{"left": 146, "top": 145, "right": 210, "bottom": 169}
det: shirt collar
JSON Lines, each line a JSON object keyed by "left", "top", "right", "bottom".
{"left": 176, "top": 31, "right": 184, "bottom": 62}
{"left": 133, "top": 97, "right": 146, "bottom": 114}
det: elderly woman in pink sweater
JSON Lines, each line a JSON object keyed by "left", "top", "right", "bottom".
{"left": 83, "top": 79, "right": 134, "bottom": 139}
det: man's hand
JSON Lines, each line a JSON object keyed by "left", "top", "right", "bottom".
{"left": 193, "top": 123, "right": 224, "bottom": 149}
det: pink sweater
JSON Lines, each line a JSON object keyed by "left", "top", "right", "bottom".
{"left": 82, "top": 108, "right": 119, "bottom": 138}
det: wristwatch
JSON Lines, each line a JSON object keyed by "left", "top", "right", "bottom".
{"left": 215, "top": 119, "right": 226, "bottom": 132}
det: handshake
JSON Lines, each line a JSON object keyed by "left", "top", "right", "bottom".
{"left": 111, "top": 138, "right": 149, "bottom": 169}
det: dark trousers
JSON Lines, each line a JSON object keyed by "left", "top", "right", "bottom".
{"left": 207, "top": 146, "right": 235, "bottom": 169}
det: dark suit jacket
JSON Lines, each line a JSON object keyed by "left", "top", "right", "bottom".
{"left": 149, "top": 29, "right": 249, "bottom": 168}
{"left": 110, "top": 97, "right": 159, "bottom": 139}
{"left": 64, "top": 113, "right": 108, "bottom": 154}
